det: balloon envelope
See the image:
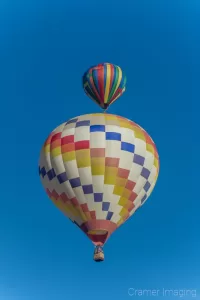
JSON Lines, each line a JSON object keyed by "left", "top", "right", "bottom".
{"left": 39, "top": 114, "right": 159, "bottom": 246}
{"left": 82, "top": 63, "right": 126, "bottom": 110}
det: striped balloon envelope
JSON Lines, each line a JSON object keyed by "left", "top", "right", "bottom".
{"left": 39, "top": 114, "right": 159, "bottom": 262}
{"left": 82, "top": 63, "right": 126, "bottom": 110}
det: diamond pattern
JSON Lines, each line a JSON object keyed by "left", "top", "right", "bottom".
{"left": 57, "top": 172, "right": 68, "bottom": 184}
{"left": 106, "top": 211, "right": 114, "bottom": 220}
{"left": 133, "top": 154, "right": 145, "bottom": 166}
{"left": 102, "top": 202, "right": 110, "bottom": 211}
{"left": 82, "top": 184, "right": 93, "bottom": 194}
{"left": 144, "top": 181, "right": 151, "bottom": 192}
{"left": 121, "top": 142, "right": 135, "bottom": 153}
{"left": 141, "top": 167, "right": 150, "bottom": 179}
{"left": 40, "top": 167, "right": 46, "bottom": 178}
{"left": 141, "top": 194, "right": 147, "bottom": 204}
{"left": 76, "top": 120, "right": 90, "bottom": 127}
{"left": 47, "top": 168, "right": 56, "bottom": 180}
{"left": 69, "top": 177, "right": 81, "bottom": 188}
{"left": 94, "top": 193, "right": 103, "bottom": 202}
{"left": 39, "top": 113, "right": 159, "bottom": 234}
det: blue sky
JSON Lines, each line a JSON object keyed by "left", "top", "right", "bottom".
{"left": 0, "top": 0, "right": 199, "bottom": 299}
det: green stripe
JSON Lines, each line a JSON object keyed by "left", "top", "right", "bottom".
{"left": 107, "top": 66, "right": 119, "bottom": 103}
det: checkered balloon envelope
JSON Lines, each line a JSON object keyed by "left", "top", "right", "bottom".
{"left": 39, "top": 113, "right": 159, "bottom": 260}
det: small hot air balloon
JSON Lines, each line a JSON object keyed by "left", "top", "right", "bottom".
{"left": 82, "top": 63, "right": 126, "bottom": 111}
{"left": 39, "top": 114, "right": 159, "bottom": 262}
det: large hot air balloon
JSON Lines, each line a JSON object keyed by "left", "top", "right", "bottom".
{"left": 82, "top": 63, "right": 126, "bottom": 110}
{"left": 39, "top": 113, "right": 159, "bottom": 262}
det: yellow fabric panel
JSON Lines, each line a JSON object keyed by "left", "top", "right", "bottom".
{"left": 115, "top": 177, "right": 127, "bottom": 187}
{"left": 154, "top": 157, "right": 159, "bottom": 168}
{"left": 44, "top": 144, "right": 50, "bottom": 153}
{"left": 122, "top": 188, "right": 132, "bottom": 198}
{"left": 146, "top": 144, "right": 155, "bottom": 154}
{"left": 51, "top": 147, "right": 61, "bottom": 157}
{"left": 113, "top": 185, "right": 125, "bottom": 196}
{"left": 62, "top": 151, "right": 76, "bottom": 162}
{"left": 76, "top": 149, "right": 91, "bottom": 168}
{"left": 119, "top": 121, "right": 134, "bottom": 130}
{"left": 133, "top": 127, "right": 146, "bottom": 141}
{"left": 104, "top": 167, "right": 118, "bottom": 185}
{"left": 91, "top": 157, "right": 105, "bottom": 175}
{"left": 118, "top": 196, "right": 128, "bottom": 206}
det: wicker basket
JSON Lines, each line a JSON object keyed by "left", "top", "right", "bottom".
{"left": 94, "top": 251, "right": 104, "bottom": 262}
